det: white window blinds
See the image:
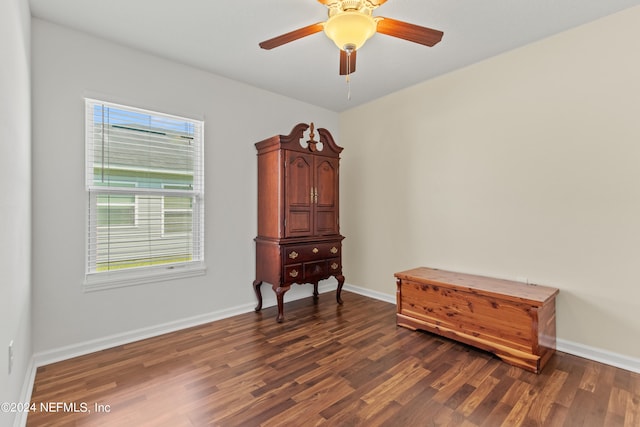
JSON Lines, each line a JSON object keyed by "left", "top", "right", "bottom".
{"left": 85, "top": 99, "right": 204, "bottom": 287}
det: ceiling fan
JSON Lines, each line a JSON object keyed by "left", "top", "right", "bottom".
{"left": 259, "top": 0, "right": 444, "bottom": 77}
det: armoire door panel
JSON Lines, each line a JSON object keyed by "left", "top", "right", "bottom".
{"left": 315, "top": 158, "right": 338, "bottom": 208}
{"left": 315, "top": 211, "right": 338, "bottom": 235}
{"left": 287, "top": 211, "right": 312, "bottom": 235}
{"left": 285, "top": 151, "right": 313, "bottom": 237}
{"left": 286, "top": 153, "right": 312, "bottom": 207}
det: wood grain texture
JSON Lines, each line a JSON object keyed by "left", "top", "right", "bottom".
{"left": 28, "top": 292, "right": 640, "bottom": 426}
{"left": 396, "top": 267, "right": 559, "bottom": 373}
{"left": 254, "top": 123, "right": 344, "bottom": 322}
{"left": 395, "top": 267, "right": 559, "bottom": 305}
{"left": 258, "top": 23, "right": 324, "bottom": 50}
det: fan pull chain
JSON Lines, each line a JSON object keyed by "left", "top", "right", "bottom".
{"left": 346, "top": 48, "right": 353, "bottom": 101}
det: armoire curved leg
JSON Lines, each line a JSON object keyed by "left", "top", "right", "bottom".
{"left": 312, "top": 282, "right": 319, "bottom": 299}
{"left": 336, "top": 274, "right": 345, "bottom": 304}
{"left": 253, "top": 280, "right": 263, "bottom": 312}
{"left": 275, "top": 286, "right": 289, "bottom": 323}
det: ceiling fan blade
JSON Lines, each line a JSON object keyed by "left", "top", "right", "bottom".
{"left": 259, "top": 23, "right": 324, "bottom": 50}
{"left": 339, "top": 49, "right": 357, "bottom": 75}
{"left": 376, "top": 17, "right": 443, "bottom": 47}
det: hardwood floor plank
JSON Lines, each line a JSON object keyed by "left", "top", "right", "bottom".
{"left": 444, "top": 382, "right": 476, "bottom": 411}
{"left": 216, "top": 382, "right": 302, "bottom": 426}
{"left": 357, "top": 399, "right": 403, "bottom": 426}
{"left": 480, "top": 401, "right": 512, "bottom": 426}
{"left": 26, "top": 291, "right": 640, "bottom": 426}
{"left": 501, "top": 381, "right": 536, "bottom": 426}
{"left": 552, "top": 354, "right": 587, "bottom": 409}
{"left": 458, "top": 375, "right": 501, "bottom": 417}
{"left": 377, "top": 385, "right": 440, "bottom": 427}
{"left": 433, "top": 356, "right": 489, "bottom": 404}
{"left": 338, "top": 356, "right": 390, "bottom": 390}
{"left": 624, "top": 389, "right": 640, "bottom": 427}
{"left": 524, "top": 368, "right": 568, "bottom": 424}
{"left": 608, "top": 387, "right": 630, "bottom": 418}
{"left": 468, "top": 374, "right": 516, "bottom": 425}
{"left": 360, "top": 357, "right": 431, "bottom": 405}
{"left": 579, "top": 362, "right": 601, "bottom": 392}
{"left": 467, "top": 357, "right": 501, "bottom": 388}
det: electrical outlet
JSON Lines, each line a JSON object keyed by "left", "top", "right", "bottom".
{"left": 8, "top": 341, "right": 14, "bottom": 375}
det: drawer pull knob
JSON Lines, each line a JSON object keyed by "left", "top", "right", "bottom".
{"left": 312, "top": 247, "right": 319, "bottom": 254}
{"left": 289, "top": 251, "right": 299, "bottom": 259}
{"left": 289, "top": 270, "right": 299, "bottom": 278}
{"left": 331, "top": 262, "right": 339, "bottom": 270}
{"left": 330, "top": 247, "right": 338, "bottom": 254}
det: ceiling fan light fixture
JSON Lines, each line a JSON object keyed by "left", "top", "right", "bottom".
{"left": 323, "top": 11, "right": 377, "bottom": 51}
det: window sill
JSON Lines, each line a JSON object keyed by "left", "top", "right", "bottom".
{"left": 83, "top": 262, "right": 207, "bottom": 292}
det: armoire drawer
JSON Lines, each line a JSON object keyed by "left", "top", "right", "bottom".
{"left": 283, "top": 242, "right": 341, "bottom": 264}
{"left": 284, "top": 264, "right": 303, "bottom": 281}
{"left": 327, "top": 257, "right": 341, "bottom": 274}
{"left": 284, "top": 259, "right": 339, "bottom": 283}
{"left": 303, "top": 260, "right": 328, "bottom": 282}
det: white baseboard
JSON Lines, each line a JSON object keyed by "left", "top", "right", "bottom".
{"left": 343, "top": 283, "right": 395, "bottom": 304}
{"left": 17, "top": 283, "right": 334, "bottom": 427}
{"left": 16, "top": 282, "right": 640, "bottom": 427}
{"left": 32, "top": 303, "right": 253, "bottom": 368}
{"left": 342, "top": 283, "right": 640, "bottom": 374}
{"left": 556, "top": 338, "right": 640, "bottom": 374}
{"left": 14, "top": 356, "right": 36, "bottom": 427}
{"left": 32, "top": 283, "right": 336, "bottom": 368}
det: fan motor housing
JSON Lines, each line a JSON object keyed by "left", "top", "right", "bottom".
{"left": 327, "top": 0, "right": 377, "bottom": 17}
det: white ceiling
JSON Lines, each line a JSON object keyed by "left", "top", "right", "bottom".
{"left": 29, "top": 0, "right": 640, "bottom": 112}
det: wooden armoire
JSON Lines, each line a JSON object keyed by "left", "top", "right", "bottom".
{"left": 253, "top": 123, "right": 345, "bottom": 322}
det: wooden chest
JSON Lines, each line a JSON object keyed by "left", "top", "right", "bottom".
{"left": 395, "top": 267, "right": 559, "bottom": 373}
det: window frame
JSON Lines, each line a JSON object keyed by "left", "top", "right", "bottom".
{"left": 84, "top": 99, "right": 206, "bottom": 291}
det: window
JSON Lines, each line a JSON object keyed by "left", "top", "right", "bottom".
{"left": 96, "top": 182, "right": 137, "bottom": 228}
{"left": 85, "top": 99, "right": 204, "bottom": 289}
{"left": 162, "top": 184, "right": 193, "bottom": 236}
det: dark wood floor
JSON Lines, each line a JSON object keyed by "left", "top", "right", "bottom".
{"left": 28, "top": 291, "right": 640, "bottom": 426}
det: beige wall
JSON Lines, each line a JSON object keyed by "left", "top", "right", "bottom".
{"left": 340, "top": 6, "right": 640, "bottom": 359}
